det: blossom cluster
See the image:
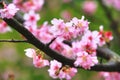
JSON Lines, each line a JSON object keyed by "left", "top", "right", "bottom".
{"left": 25, "top": 48, "right": 77, "bottom": 80}
{"left": 0, "top": 3, "right": 19, "bottom": 33}
{"left": 48, "top": 60, "right": 77, "bottom": 80}
{"left": 24, "top": 13, "right": 113, "bottom": 79}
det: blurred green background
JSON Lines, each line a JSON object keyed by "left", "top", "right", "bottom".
{"left": 0, "top": 0, "right": 120, "bottom": 80}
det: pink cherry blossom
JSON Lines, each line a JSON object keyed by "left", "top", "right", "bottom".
{"left": 24, "top": 48, "right": 36, "bottom": 58}
{"left": 35, "top": 23, "right": 54, "bottom": 44}
{"left": 0, "top": 21, "right": 11, "bottom": 33}
{"left": 82, "top": 1, "right": 97, "bottom": 15}
{"left": 23, "top": 0, "right": 44, "bottom": 12}
{"left": 98, "top": 25, "right": 113, "bottom": 46}
{"left": 50, "top": 37, "right": 65, "bottom": 53}
{"left": 74, "top": 51, "right": 98, "bottom": 69}
{"left": 48, "top": 60, "right": 77, "bottom": 80}
{"left": 70, "top": 16, "right": 89, "bottom": 35}
{"left": 33, "top": 54, "right": 49, "bottom": 68}
{"left": 25, "top": 48, "right": 49, "bottom": 68}
{"left": 48, "top": 60, "right": 62, "bottom": 79}
{"left": 13, "top": 0, "right": 44, "bottom": 12}
{"left": 59, "top": 67, "right": 77, "bottom": 80}
{"left": 0, "top": 3, "right": 19, "bottom": 19}
{"left": 23, "top": 10, "right": 40, "bottom": 29}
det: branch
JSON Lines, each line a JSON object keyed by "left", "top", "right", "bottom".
{"left": 0, "top": 39, "right": 28, "bottom": 43}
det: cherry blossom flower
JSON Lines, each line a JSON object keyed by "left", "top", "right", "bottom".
{"left": 33, "top": 54, "right": 49, "bottom": 68}
{"left": 0, "top": 21, "right": 11, "bottom": 33}
{"left": 24, "top": 48, "right": 36, "bottom": 58}
{"left": 23, "top": 0, "right": 44, "bottom": 12}
{"left": 50, "top": 37, "right": 65, "bottom": 53}
{"left": 13, "top": 0, "right": 44, "bottom": 12}
{"left": 48, "top": 60, "right": 62, "bottom": 79}
{"left": 48, "top": 60, "right": 77, "bottom": 80}
{"left": 24, "top": 48, "right": 49, "bottom": 68}
{"left": 70, "top": 16, "right": 89, "bottom": 35}
{"left": 0, "top": 3, "right": 19, "bottom": 19}
{"left": 23, "top": 10, "right": 40, "bottom": 29}
{"left": 35, "top": 23, "right": 54, "bottom": 44}
{"left": 82, "top": 1, "right": 97, "bottom": 15}
{"left": 98, "top": 25, "right": 113, "bottom": 46}
{"left": 59, "top": 66, "right": 77, "bottom": 80}
{"left": 74, "top": 51, "right": 98, "bottom": 69}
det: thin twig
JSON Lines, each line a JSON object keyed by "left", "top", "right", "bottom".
{"left": 0, "top": 39, "right": 28, "bottom": 43}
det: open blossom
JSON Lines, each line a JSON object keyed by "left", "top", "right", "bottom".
{"left": 33, "top": 54, "right": 49, "bottom": 68}
{"left": 24, "top": 48, "right": 49, "bottom": 68}
{"left": 0, "top": 3, "right": 19, "bottom": 19}
{"left": 24, "top": 48, "right": 36, "bottom": 58}
{"left": 59, "top": 67, "right": 77, "bottom": 80}
{"left": 0, "top": 21, "right": 11, "bottom": 33}
{"left": 23, "top": 10, "right": 40, "bottom": 29}
{"left": 70, "top": 16, "right": 89, "bottom": 35}
{"left": 74, "top": 51, "right": 98, "bottom": 69}
{"left": 48, "top": 60, "right": 77, "bottom": 80}
{"left": 48, "top": 60, "right": 62, "bottom": 79}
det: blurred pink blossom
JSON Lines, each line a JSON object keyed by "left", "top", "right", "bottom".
{"left": 61, "top": 10, "right": 71, "bottom": 21}
{"left": 0, "top": 21, "right": 11, "bottom": 33}
{"left": 0, "top": 3, "right": 19, "bottom": 19}
{"left": 99, "top": 72, "right": 120, "bottom": 80}
{"left": 13, "top": 0, "right": 44, "bottom": 12}
{"left": 103, "top": 0, "right": 120, "bottom": 11}
{"left": 82, "top": 1, "right": 97, "bottom": 15}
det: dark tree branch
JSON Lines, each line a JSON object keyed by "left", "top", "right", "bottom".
{"left": 0, "top": 39, "right": 28, "bottom": 43}
{"left": 14, "top": 12, "right": 25, "bottom": 24}
{"left": 97, "top": 47, "right": 120, "bottom": 61}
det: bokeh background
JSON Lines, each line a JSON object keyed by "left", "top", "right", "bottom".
{"left": 0, "top": 0, "right": 120, "bottom": 80}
